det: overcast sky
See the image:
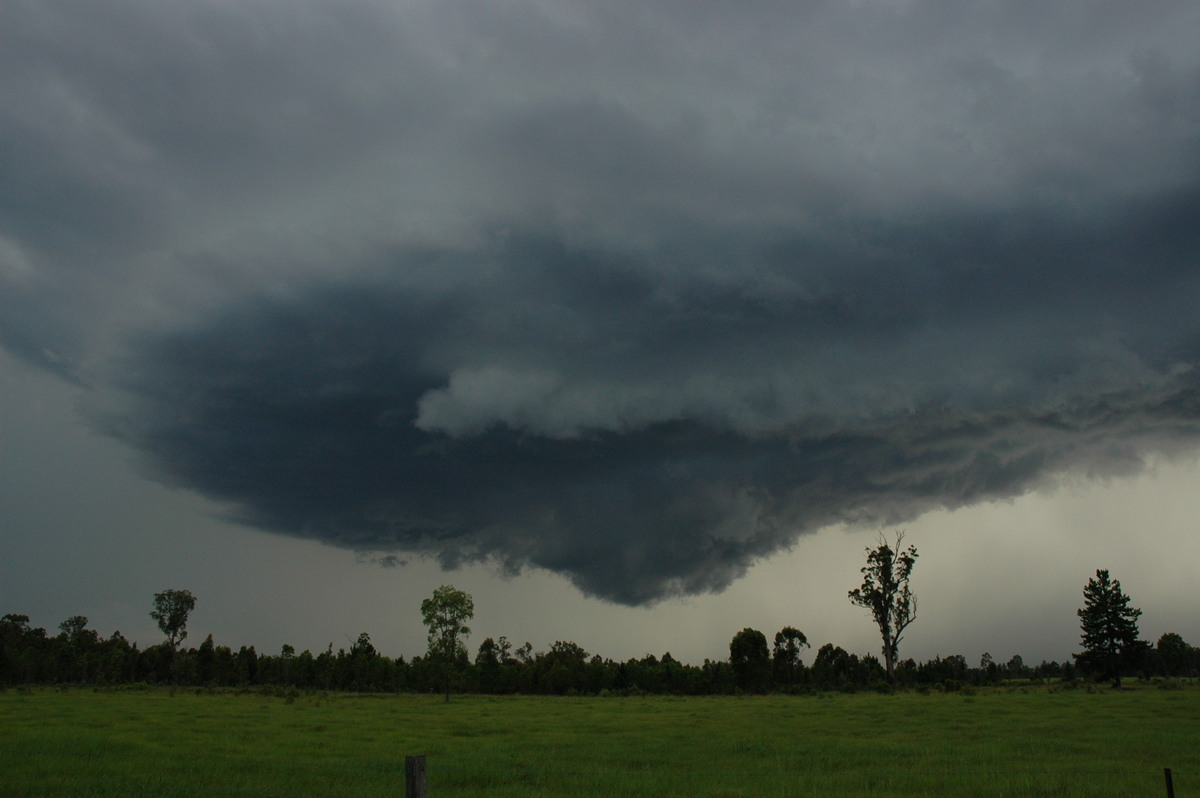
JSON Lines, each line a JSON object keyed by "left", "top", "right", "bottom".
{"left": 3, "top": 0, "right": 1200, "bottom": 668}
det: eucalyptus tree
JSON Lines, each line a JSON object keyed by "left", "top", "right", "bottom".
{"left": 150, "top": 589, "right": 196, "bottom": 649}
{"left": 420, "top": 584, "right": 474, "bottom": 701}
{"left": 772, "top": 626, "right": 809, "bottom": 687}
{"left": 848, "top": 531, "right": 918, "bottom": 684}
{"left": 729, "top": 627, "right": 770, "bottom": 693}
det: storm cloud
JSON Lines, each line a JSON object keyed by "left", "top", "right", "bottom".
{"left": 3, "top": 0, "right": 1200, "bottom": 603}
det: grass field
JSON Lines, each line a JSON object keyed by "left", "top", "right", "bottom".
{"left": 1, "top": 683, "right": 1197, "bottom": 797}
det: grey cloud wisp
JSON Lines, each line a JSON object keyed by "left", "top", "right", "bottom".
{"left": 4, "top": 0, "right": 1200, "bottom": 603}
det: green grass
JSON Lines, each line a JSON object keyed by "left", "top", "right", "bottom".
{"left": 1, "top": 684, "right": 1197, "bottom": 796}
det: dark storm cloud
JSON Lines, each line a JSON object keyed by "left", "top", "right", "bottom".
{"left": 102, "top": 197, "right": 1200, "bottom": 602}
{"left": 4, "top": 0, "right": 1200, "bottom": 602}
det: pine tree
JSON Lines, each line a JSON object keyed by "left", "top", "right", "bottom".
{"left": 1076, "top": 569, "right": 1143, "bottom": 688}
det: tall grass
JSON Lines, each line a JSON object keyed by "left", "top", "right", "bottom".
{"left": 1, "top": 683, "right": 1196, "bottom": 796}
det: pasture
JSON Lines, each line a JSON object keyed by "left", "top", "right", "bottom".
{"left": 1, "top": 683, "right": 1196, "bottom": 796}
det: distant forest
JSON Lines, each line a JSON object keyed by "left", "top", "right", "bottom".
{"left": 2, "top": 611, "right": 1196, "bottom": 695}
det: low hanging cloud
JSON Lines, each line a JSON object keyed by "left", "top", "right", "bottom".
{"left": 4, "top": 0, "right": 1200, "bottom": 603}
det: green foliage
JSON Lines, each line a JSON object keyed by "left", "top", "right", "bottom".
{"left": 1154, "top": 632, "right": 1197, "bottom": 678}
{"left": 150, "top": 589, "right": 197, "bottom": 649}
{"left": 848, "top": 531, "right": 917, "bottom": 683}
{"left": 2, "top": 603, "right": 1088, "bottom": 694}
{"left": 729, "top": 627, "right": 771, "bottom": 693}
{"left": 772, "top": 626, "right": 809, "bottom": 688}
{"left": 1075, "top": 569, "right": 1144, "bottom": 688}
{"left": 58, "top": 615, "right": 90, "bottom": 641}
{"left": 421, "top": 585, "right": 474, "bottom": 662}
{"left": 421, "top": 585, "right": 475, "bottom": 701}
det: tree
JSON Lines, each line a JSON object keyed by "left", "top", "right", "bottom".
{"left": 541, "top": 641, "right": 590, "bottom": 695}
{"left": 475, "top": 637, "right": 503, "bottom": 693}
{"left": 979, "top": 652, "right": 999, "bottom": 683}
{"left": 1076, "top": 569, "right": 1143, "bottom": 688}
{"left": 729, "top": 627, "right": 770, "bottom": 693}
{"left": 772, "top": 626, "right": 809, "bottom": 687}
{"left": 58, "top": 616, "right": 90, "bottom": 641}
{"left": 848, "top": 531, "right": 918, "bottom": 684}
{"left": 810, "top": 643, "right": 855, "bottom": 690}
{"left": 348, "top": 633, "right": 378, "bottom": 691}
{"left": 420, "top": 584, "right": 474, "bottom": 702}
{"left": 1155, "top": 633, "right": 1194, "bottom": 678}
{"left": 1004, "top": 654, "right": 1027, "bottom": 680}
{"left": 351, "top": 632, "right": 376, "bottom": 658}
{"left": 280, "top": 644, "right": 296, "bottom": 686}
{"left": 197, "top": 634, "right": 216, "bottom": 684}
{"left": 476, "top": 637, "right": 501, "bottom": 668}
{"left": 150, "top": 589, "right": 196, "bottom": 649}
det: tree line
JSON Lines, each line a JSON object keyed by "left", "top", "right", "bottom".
{"left": 2, "top": 608, "right": 1194, "bottom": 696}
{"left": 3, "top": 539, "right": 1196, "bottom": 694}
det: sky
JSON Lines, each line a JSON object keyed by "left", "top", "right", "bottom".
{"left": 2, "top": 0, "right": 1200, "bottom": 668}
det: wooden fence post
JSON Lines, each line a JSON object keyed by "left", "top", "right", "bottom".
{"left": 1164, "top": 768, "right": 1174, "bottom": 798}
{"left": 406, "top": 755, "right": 427, "bottom": 798}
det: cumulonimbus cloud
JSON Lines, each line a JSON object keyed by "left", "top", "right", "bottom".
{"left": 3, "top": 0, "right": 1200, "bottom": 603}
{"left": 100, "top": 202, "right": 1200, "bottom": 603}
